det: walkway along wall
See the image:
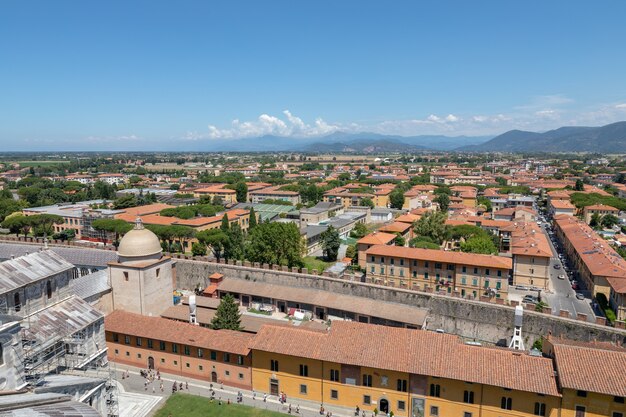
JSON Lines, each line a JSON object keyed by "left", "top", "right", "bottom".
{"left": 175, "top": 259, "right": 626, "bottom": 347}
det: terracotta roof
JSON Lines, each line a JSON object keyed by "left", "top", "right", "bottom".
{"left": 395, "top": 214, "right": 421, "bottom": 224}
{"left": 120, "top": 203, "right": 175, "bottom": 216}
{"left": 583, "top": 204, "right": 618, "bottom": 212}
{"left": 105, "top": 310, "right": 253, "bottom": 355}
{"left": 550, "top": 200, "right": 576, "bottom": 210}
{"left": 555, "top": 215, "right": 626, "bottom": 280}
{"left": 250, "top": 321, "right": 560, "bottom": 396}
{"left": 357, "top": 232, "right": 397, "bottom": 246}
{"left": 379, "top": 222, "right": 412, "bottom": 234}
{"left": 552, "top": 343, "right": 626, "bottom": 397}
{"left": 365, "top": 245, "right": 512, "bottom": 269}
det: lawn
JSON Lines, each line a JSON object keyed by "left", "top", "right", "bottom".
{"left": 154, "top": 393, "right": 286, "bottom": 417}
{"left": 302, "top": 256, "right": 331, "bottom": 273}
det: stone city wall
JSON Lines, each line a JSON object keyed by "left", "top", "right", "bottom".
{"left": 175, "top": 258, "right": 626, "bottom": 346}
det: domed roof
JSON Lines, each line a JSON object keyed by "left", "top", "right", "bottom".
{"left": 117, "top": 218, "right": 162, "bottom": 258}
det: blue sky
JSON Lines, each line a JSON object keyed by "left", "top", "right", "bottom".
{"left": 1, "top": 0, "right": 626, "bottom": 150}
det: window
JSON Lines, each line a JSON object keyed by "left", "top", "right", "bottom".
{"left": 371, "top": 266, "right": 375, "bottom": 274}
{"left": 147, "top": 339, "right": 153, "bottom": 349}
{"left": 429, "top": 384, "right": 440, "bottom": 397}
{"left": 381, "top": 257, "right": 385, "bottom": 263}
{"left": 330, "top": 390, "right": 338, "bottom": 400}
{"left": 223, "top": 353, "right": 230, "bottom": 362}
{"left": 239, "top": 373, "right": 244, "bottom": 379}
{"left": 435, "top": 263, "right": 442, "bottom": 269}
{"left": 396, "top": 379, "right": 407, "bottom": 392}
{"left": 390, "top": 268, "right": 394, "bottom": 276}
{"left": 447, "top": 264, "right": 454, "bottom": 271}
{"left": 534, "top": 402, "right": 546, "bottom": 416}
{"left": 390, "top": 259, "right": 394, "bottom": 265}
{"left": 613, "top": 413, "right": 623, "bottom": 417}
{"left": 225, "top": 370, "right": 230, "bottom": 376}
{"left": 430, "top": 406, "right": 438, "bottom": 416}
{"left": 496, "top": 281, "right": 501, "bottom": 290}
{"left": 424, "top": 272, "right": 429, "bottom": 279}
{"left": 462, "top": 266, "right": 467, "bottom": 273}
{"left": 424, "top": 261, "right": 429, "bottom": 268}
{"left": 330, "top": 369, "right": 340, "bottom": 382}
{"left": 172, "top": 344, "right": 178, "bottom": 353}
{"left": 210, "top": 351, "right": 217, "bottom": 360}
{"left": 299, "top": 364, "right": 309, "bottom": 377}
{"left": 615, "top": 396, "right": 625, "bottom": 403}
{"left": 14, "top": 293, "right": 20, "bottom": 312}
{"left": 497, "top": 270, "right": 502, "bottom": 277}
{"left": 363, "top": 395, "right": 371, "bottom": 405}
{"left": 413, "top": 271, "right": 417, "bottom": 278}
{"left": 399, "top": 269, "right": 404, "bottom": 277}
{"left": 485, "top": 269, "right": 490, "bottom": 276}
{"left": 123, "top": 272, "right": 129, "bottom": 281}
{"left": 501, "top": 397, "right": 512, "bottom": 410}
{"left": 114, "top": 349, "right": 118, "bottom": 354}
{"left": 199, "top": 365, "right": 203, "bottom": 371}
{"left": 124, "top": 335, "right": 130, "bottom": 345}
{"left": 238, "top": 355, "right": 244, "bottom": 365}
{"left": 397, "top": 401, "right": 405, "bottom": 411}
{"left": 472, "top": 278, "right": 478, "bottom": 286}
{"left": 461, "top": 277, "right": 466, "bottom": 285}
{"left": 159, "top": 341, "right": 166, "bottom": 351}
{"left": 46, "top": 280, "right": 52, "bottom": 299}
{"left": 126, "top": 351, "right": 130, "bottom": 356}
{"left": 484, "top": 280, "right": 490, "bottom": 288}
{"left": 464, "top": 413, "right": 472, "bottom": 417}
{"left": 198, "top": 348, "right": 204, "bottom": 358}
{"left": 380, "top": 267, "right": 385, "bottom": 274}
{"left": 184, "top": 345, "right": 190, "bottom": 355}
{"left": 577, "top": 390, "right": 587, "bottom": 397}
{"left": 136, "top": 337, "right": 142, "bottom": 347}
{"left": 575, "top": 406, "right": 585, "bottom": 417}
{"left": 113, "top": 333, "right": 119, "bottom": 343}
{"left": 161, "top": 358, "right": 165, "bottom": 363}
{"left": 362, "top": 374, "right": 372, "bottom": 387}
{"left": 300, "top": 384, "right": 307, "bottom": 394}
{"left": 400, "top": 259, "right": 404, "bottom": 266}
{"left": 371, "top": 256, "right": 375, "bottom": 262}
{"left": 186, "top": 363, "right": 190, "bottom": 368}
{"left": 463, "top": 390, "right": 474, "bottom": 404}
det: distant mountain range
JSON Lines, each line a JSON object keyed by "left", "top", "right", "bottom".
{"left": 458, "top": 121, "right": 626, "bottom": 153}
{"left": 204, "top": 132, "right": 491, "bottom": 152}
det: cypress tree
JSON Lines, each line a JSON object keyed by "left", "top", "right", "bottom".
{"left": 210, "top": 294, "right": 242, "bottom": 330}
{"left": 220, "top": 213, "right": 230, "bottom": 232}
{"left": 248, "top": 207, "right": 257, "bottom": 229}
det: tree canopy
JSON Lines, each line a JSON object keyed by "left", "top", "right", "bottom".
{"left": 210, "top": 294, "right": 242, "bottom": 331}
{"left": 321, "top": 226, "right": 341, "bottom": 261}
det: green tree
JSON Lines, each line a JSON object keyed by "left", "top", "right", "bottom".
{"left": 0, "top": 198, "right": 26, "bottom": 222}
{"left": 345, "top": 244, "right": 357, "bottom": 260}
{"left": 477, "top": 196, "right": 492, "bottom": 212}
{"left": 434, "top": 193, "right": 450, "bottom": 212}
{"left": 359, "top": 197, "right": 375, "bottom": 209}
{"left": 191, "top": 242, "right": 207, "bottom": 257}
{"left": 321, "top": 226, "right": 341, "bottom": 261}
{"left": 233, "top": 182, "right": 248, "bottom": 203}
{"left": 210, "top": 294, "right": 242, "bottom": 330}
{"left": 248, "top": 207, "right": 257, "bottom": 229}
{"left": 1, "top": 214, "right": 32, "bottom": 237}
{"left": 414, "top": 211, "right": 449, "bottom": 244}
{"left": 170, "top": 225, "right": 196, "bottom": 253}
{"left": 389, "top": 190, "right": 405, "bottom": 209}
{"left": 589, "top": 212, "right": 602, "bottom": 229}
{"left": 460, "top": 235, "right": 498, "bottom": 255}
{"left": 113, "top": 194, "right": 138, "bottom": 209}
{"left": 91, "top": 218, "right": 133, "bottom": 247}
{"left": 393, "top": 234, "right": 406, "bottom": 247}
{"left": 246, "top": 222, "right": 304, "bottom": 267}
{"left": 220, "top": 213, "right": 230, "bottom": 232}
{"left": 350, "top": 222, "right": 368, "bottom": 238}
{"left": 196, "top": 228, "right": 229, "bottom": 261}
{"left": 601, "top": 213, "right": 619, "bottom": 228}
{"left": 225, "top": 224, "right": 245, "bottom": 260}
{"left": 574, "top": 179, "right": 584, "bottom": 191}
{"left": 28, "top": 214, "right": 64, "bottom": 238}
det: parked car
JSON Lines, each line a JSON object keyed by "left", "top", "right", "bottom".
{"left": 553, "top": 264, "right": 561, "bottom": 269}
{"left": 571, "top": 283, "right": 579, "bottom": 290}
{"left": 558, "top": 274, "right": 565, "bottom": 280}
{"left": 575, "top": 293, "right": 585, "bottom": 300}
{"left": 523, "top": 295, "right": 538, "bottom": 304}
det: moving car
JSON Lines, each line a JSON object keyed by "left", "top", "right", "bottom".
{"left": 575, "top": 293, "right": 585, "bottom": 300}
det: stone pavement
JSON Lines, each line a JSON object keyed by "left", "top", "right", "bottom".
{"left": 116, "top": 363, "right": 364, "bottom": 417}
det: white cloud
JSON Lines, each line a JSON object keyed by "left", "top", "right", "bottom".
{"left": 85, "top": 134, "right": 141, "bottom": 142}
{"left": 427, "top": 114, "right": 441, "bottom": 122}
{"left": 186, "top": 110, "right": 340, "bottom": 140}
{"left": 445, "top": 114, "right": 459, "bottom": 122}
{"left": 615, "top": 103, "right": 626, "bottom": 109}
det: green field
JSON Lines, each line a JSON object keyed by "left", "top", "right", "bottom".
{"left": 9, "top": 160, "right": 68, "bottom": 167}
{"left": 154, "top": 393, "right": 287, "bottom": 417}
{"left": 302, "top": 256, "right": 331, "bottom": 273}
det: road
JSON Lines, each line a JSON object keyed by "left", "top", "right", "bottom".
{"left": 540, "top": 218, "right": 596, "bottom": 322}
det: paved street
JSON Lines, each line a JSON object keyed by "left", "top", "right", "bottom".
{"left": 116, "top": 364, "right": 361, "bottom": 417}
{"left": 540, "top": 219, "right": 596, "bottom": 322}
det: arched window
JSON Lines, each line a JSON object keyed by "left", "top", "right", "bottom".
{"left": 46, "top": 281, "right": 52, "bottom": 299}
{"left": 14, "top": 293, "right": 21, "bottom": 312}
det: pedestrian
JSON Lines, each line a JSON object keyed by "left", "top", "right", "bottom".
{"left": 152, "top": 386, "right": 155, "bottom": 394}
{"left": 227, "top": 398, "right": 231, "bottom": 405}
{"left": 186, "top": 381, "right": 189, "bottom": 390}
{"left": 296, "top": 405, "right": 300, "bottom": 414}
{"left": 288, "top": 404, "right": 292, "bottom": 414}
{"left": 253, "top": 391, "right": 256, "bottom": 400}
{"left": 263, "top": 393, "right": 267, "bottom": 402}
{"left": 160, "top": 382, "right": 164, "bottom": 393}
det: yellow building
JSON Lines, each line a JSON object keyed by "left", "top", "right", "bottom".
{"left": 194, "top": 184, "right": 238, "bottom": 204}
{"left": 364, "top": 245, "right": 511, "bottom": 299}
{"left": 249, "top": 321, "right": 561, "bottom": 417}
{"left": 544, "top": 337, "right": 626, "bottom": 417}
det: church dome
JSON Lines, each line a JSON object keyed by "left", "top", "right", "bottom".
{"left": 117, "top": 218, "right": 162, "bottom": 259}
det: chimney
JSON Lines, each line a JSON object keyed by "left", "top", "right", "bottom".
{"left": 189, "top": 295, "right": 198, "bottom": 325}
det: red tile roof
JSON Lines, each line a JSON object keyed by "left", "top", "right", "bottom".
{"left": 357, "top": 232, "right": 397, "bottom": 246}
{"left": 250, "top": 321, "right": 560, "bottom": 396}
{"left": 365, "top": 245, "right": 512, "bottom": 269}
{"left": 105, "top": 310, "right": 253, "bottom": 355}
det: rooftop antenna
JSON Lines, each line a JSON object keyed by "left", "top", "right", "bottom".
{"left": 509, "top": 305, "right": 525, "bottom": 351}
{"left": 189, "top": 294, "right": 198, "bottom": 325}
